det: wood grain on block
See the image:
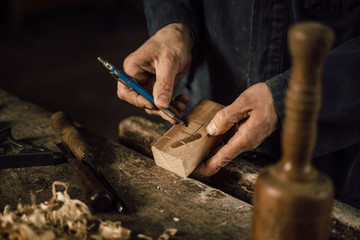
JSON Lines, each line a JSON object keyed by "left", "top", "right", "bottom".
{"left": 152, "top": 99, "right": 226, "bottom": 177}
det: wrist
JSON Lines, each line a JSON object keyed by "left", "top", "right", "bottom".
{"left": 171, "top": 23, "right": 193, "bottom": 51}
{"left": 157, "top": 23, "right": 193, "bottom": 53}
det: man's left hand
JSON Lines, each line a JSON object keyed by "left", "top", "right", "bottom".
{"left": 193, "top": 82, "right": 279, "bottom": 176}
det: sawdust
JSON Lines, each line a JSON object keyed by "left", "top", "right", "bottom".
{"left": 0, "top": 181, "right": 130, "bottom": 240}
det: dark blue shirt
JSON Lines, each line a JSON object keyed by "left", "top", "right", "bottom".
{"left": 143, "top": 0, "right": 360, "bottom": 208}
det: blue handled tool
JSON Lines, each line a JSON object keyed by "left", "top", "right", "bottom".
{"left": 98, "top": 57, "right": 185, "bottom": 125}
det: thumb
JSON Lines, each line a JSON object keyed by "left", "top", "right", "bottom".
{"left": 153, "top": 57, "right": 179, "bottom": 109}
{"left": 207, "top": 101, "right": 250, "bottom": 136}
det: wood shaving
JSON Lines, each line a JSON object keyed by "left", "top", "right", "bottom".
{"left": 0, "top": 181, "right": 130, "bottom": 240}
{"left": 137, "top": 233, "right": 153, "bottom": 240}
{"left": 99, "top": 221, "right": 130, "bottom": 240}
{"left": 137, "top": 228, "right": 178, "bottom": 240}
{"left": 157, "top": 228, "right": 178, "bottom": 240}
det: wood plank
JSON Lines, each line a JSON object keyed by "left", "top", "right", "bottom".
{"left": 152, "top": 99, "right": 227, "bottom": 177}
{"left": 119, "top": 115, "right": 360, "bottom": 240}
{"left": 0, "top": 89, "right": 252, "bottom": 240}
{"left": 118, "top": 116, "right": 167, "bottom": 157}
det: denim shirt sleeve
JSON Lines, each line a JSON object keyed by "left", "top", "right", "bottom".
{"left": 143, "top": 0, "right": 201, "bottom": 50}
{"left": 266, "top": 35, "right": 360, "bottom": 157}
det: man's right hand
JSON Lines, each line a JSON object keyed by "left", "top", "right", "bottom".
{"left": 118, "top": 23, "right": 193, "bottom": 123}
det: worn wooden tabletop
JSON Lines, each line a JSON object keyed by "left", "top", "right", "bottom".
{"left": 0, "top": 89, "right": 252, "bottom": 239}
{"left": 118, "top": 116, "right": 360, "bottom": 240}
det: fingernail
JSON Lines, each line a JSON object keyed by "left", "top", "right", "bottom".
{"left": 207, "top": 121, "right": 217, "bottom": 135}
{"left": 157, "top": 94, "right": 170, "bottom": 108}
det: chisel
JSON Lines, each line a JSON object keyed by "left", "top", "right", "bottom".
{"left": 51, "top": 111, "right": 126, "bottom": 212}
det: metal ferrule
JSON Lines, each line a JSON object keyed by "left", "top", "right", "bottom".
{"left": 98, "top": 57, "right": 114, "bottom": 71}
{"left": 112, "top": 68, "right": 120, "bottom": 75}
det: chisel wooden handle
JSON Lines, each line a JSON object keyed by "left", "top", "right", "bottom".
{"left": 51, "top": 111, "right": 114, "bottom": 212}
{"left": 51, "top": 111, "right": 89, "bottom": 161}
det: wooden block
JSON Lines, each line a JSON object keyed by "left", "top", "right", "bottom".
{"left": 151, "top": 99, "right": 226, "bottom": 177}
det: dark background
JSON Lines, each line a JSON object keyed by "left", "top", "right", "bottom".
{"left": 0, "top": 0, "right": 164, "bottom": 140}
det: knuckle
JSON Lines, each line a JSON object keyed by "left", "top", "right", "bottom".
{"left": 117, "top": 88, "right": 126, "bottom": 100}
{"left": 123, "top": 53, "right": 135, "bottom": 70}
{"left": 206, "top": 153, "right": 232, "bottom": 175}
{"left": 159, "top": 51, "right": 179, "bottom": 70}
{"left": 217, "top": 152, "right": 233, "bottom": 165}
{"left": 248, "top": 140, "right": 262, "bottom": 151}
{"left": 161, "top": 53, "right": 175, "bottom": 65}
{"left": 215, "top": 109, "right": 230, "bottom": 123}
{"left": 240, "top": 140, "right": 257, "bottom": 152}
{"left": 157, "top": 79, "right": 173, "bottom": 91}
{"left": 134, "top": 97, "right": 142, "bottom": 108}
{"left": 145, "top": 108, "right": 155, "bottom": 115}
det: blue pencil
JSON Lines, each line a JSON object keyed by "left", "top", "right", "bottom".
{"left": 98, "top": 57, "right": 186, "bottom": 126}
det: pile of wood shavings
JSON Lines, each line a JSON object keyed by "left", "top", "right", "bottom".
{"left": 0, "top": 181, "right": 130, "bottom": 240}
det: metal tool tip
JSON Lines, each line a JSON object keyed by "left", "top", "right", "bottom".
{"left": 116, "top": 202, "right": 125, "bottom": 212}
{"left": 181, "top": 121, "right": 188, "bottom": 127}
{"left": 97, "top": 57, "right": 105, "bottom": 64}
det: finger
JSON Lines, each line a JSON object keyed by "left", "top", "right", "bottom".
{"left": 207, "top": 100, "right": 251, "bottom": 136}
{"left": 173, "top": 94, "right": 189, "bottom": 104}
{"left": 123, "top": 49, "right": 158, "bottom": 94}
{"left": 145, "top": 108, "right": 178, "bottom": 124}
{"left": 144, "top": 99, "right": 182, "bottom": 124}
{"left": 117, "top": 81, "right": 155, "bottom": 109}
{"left": 170, "top": 101, "right": 187, "bottom": 112}
{"left": 192, "top": 144, "right": 238, "bottom": 177}
{"left": 169, "top": 94, "right": 189, "bottom": 112}
{"left": 167, "top": 105, "right": 181, "bottom": 118}
{"left": 123, "top": 50, "right": 156, "bottom": 78}
{"left": 153, "top": 55, "right": 180, "bottom": 109}
{"left": 193, "top": 143, "right": 237, "bottom": 176}
{"left": 194, "top": 153, "right": 232, "bottom": 177}
{"left": 194, "top": 125, "right": 256, "bottom": 176}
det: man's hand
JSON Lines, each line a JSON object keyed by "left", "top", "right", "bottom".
{"left": 194, "top": 82, "right": 279, "bottom": 176}
{"left": 118, "top": 23, "right": 193, "bottom": 123}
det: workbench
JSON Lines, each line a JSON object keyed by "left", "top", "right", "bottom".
{"left": 1, "top": 88, "right": 359, "bottom": 239}
{"left": 0, "top": 89, "right": 251, "bottom": 239}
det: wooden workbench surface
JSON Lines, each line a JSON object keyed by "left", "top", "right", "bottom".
{"left": 0, "top": 89, "right": 252, "bottom": 239}
{"left": 118, "top": 118, "right": 360, "bottom": 240}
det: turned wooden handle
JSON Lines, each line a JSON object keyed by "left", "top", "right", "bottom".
{"left": 51, "top": 111, "right": 90, "bottom": 160}
{"left": 252, "top": 22, "right": 335, "bottom": 240}
{"left": 288, "top": 22, "right": 334, "bottom": 66}
{"left": 282, "top": 22, "right": 334, "bottom": 174}
{"left": 51, "top": 111, "right": 114, "bottom": 211}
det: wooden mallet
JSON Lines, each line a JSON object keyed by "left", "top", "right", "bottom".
{"left": 251, "top": 22, "right": 335, "bottom": 239}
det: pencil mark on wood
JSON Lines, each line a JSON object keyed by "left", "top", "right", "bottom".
{"left": 171, "top": 133, "right": 202, "bottom": 148}
{"left": 152, "top": 99, "right": 226, "bottom": 177}
{"left": 181, "top": 121, "right": 203, "bottom": 136}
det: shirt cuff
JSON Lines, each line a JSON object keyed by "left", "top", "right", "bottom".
{"left": 144, "top": 1, "right": 200, "bottom": 54}
{"left": 147, "top": 12, "right": 199, "bottom": 43}
{"left": 265, "top": 71, "right": 290, "bottom": 125}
